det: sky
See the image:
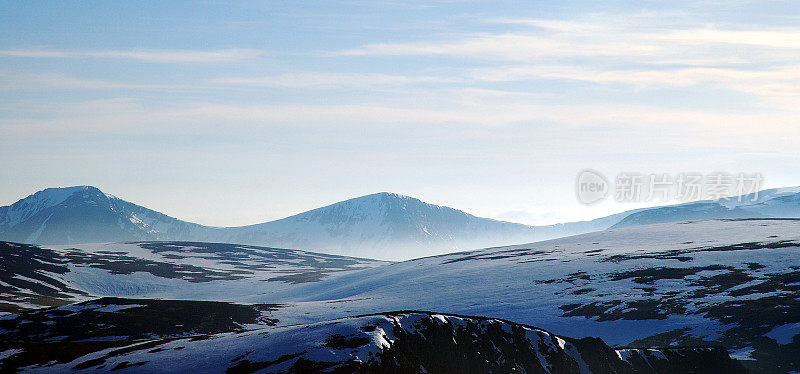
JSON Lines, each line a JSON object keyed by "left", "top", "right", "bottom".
{"left": 1, "top": 0, "right": 799, "bottom": 227}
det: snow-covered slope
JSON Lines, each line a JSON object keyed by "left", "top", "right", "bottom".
{"left": 2, "top": 219, "right": 798, "bottom": 371}
{"left": 215, "top": 192, "right": 545, "bottom": 259}
{"left": 4, "top": 185, "right": 800, "bottom": 259}
{"left": 1, "top": 310, "right": 744, "bottom": 373}
{"left": 0, "top": 186, "right": 210, "bottom": 245}
{"left": 0, "top": 187, "right": 610, "bottom": 260}
{"left": 245, "top": 219, "right": 800, "bottom": 373}
{"left": 0, "top": 241, "right": 386, "bottom": 313}
{"left": 611, "top": 187, "right": 800, "bottom": 229}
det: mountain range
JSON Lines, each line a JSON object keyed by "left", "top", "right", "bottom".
{"left": 1, "top": 185, "right": 799, "bottom": 260}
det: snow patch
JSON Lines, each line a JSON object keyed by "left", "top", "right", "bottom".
{"left": 765, "top": 323, "right": 800, "bottom": 345}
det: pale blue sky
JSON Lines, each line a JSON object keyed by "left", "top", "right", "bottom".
{"left": 1, "top": 1, "right": 799, "bottom": 226}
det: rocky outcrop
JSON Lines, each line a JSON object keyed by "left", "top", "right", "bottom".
{"left": 0, "top": 310, "right": 746, "bottom": 373}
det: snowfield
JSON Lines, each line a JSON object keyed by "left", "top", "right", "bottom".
{"left": 252, "top": 219, "right": 800, "bottom": 372}
{"left": 0, "top": 241, "right": 386, "bottom": 313}
{"left": 2, "top": 219, "right": 800, "bottom": 372}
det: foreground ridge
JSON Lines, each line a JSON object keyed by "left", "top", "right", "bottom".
{"left": 0, "top": 307, "right": 745, "bottom": 373}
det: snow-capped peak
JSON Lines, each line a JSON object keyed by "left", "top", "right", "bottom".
{"left": 0, "top": 186, "right": 101, "bottom": 227}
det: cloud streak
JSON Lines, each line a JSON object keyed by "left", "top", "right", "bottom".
{"left": 4, "top": 95, "right": 798, "bottom": 139}
{"left": 468, "top": 65, "right": 800, "bottom": 105}
{"left": 0, "top": 49, "right": 265, "bottom": 63}
{"left": 212, "top": 73, "right": 460, "bottom": 88}
{"left": 0, "top": 72, "right": 180, "bottom": 90}
{"left": 332, "top": 19, "right": 800, "bottom": 65}
{"left": 323, "top": 16, "right": 800, "bottom": 112}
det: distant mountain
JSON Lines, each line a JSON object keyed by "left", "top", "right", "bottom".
{"left": 0, "top": 186, "right": 208, "bottom": 245}
{"left": 3, "top": 185, "right": 800, "bottom": 259}
{"left": 215, "top": 192, "right": 544, "bottom": 259}
{"left": 0, "top": 187, "right": 558, "bottom": 259}
{"left": 611, "top": 187, "right": 800, "bottom": 229}
{"left": 0, "top": 186, "right": 632, "bottom": 260}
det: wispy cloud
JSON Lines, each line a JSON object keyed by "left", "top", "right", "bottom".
{"left": 332, "top": 19, "right": 800, "bottom": 64}
{"left": 326, "top": 16, "right": 800, "bottom": 112}
{"left": 212, "top": 72, "right": 460, "bottom": 88}
{"left": 0, "top": 49, "right": 265, "bottom": 63}
{"left": 0, "top": 72, "right": 180, "bottom": 90}
{"left": 658, "top": 28, "right": 800, "bottom": 49}
{"left": 5, "top": 96, "right": 798, "bottom": 137}
{"left": 468, "top": 65, "right": 800, "bottom": 103}
{"left": 332, "top": 33, "right": 658, "bottom": 60}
